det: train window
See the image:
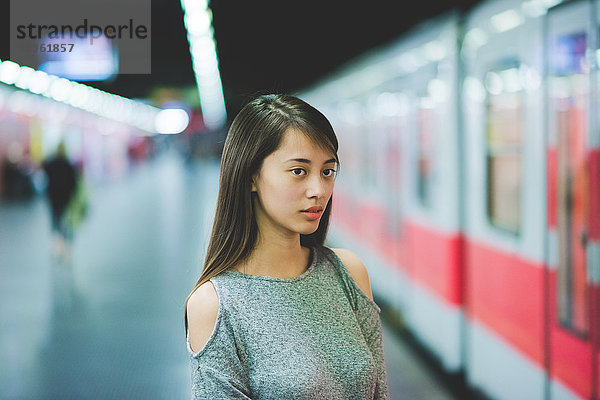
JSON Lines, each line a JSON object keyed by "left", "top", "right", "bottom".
{"left": 384, "top": 119, "right": 403, "bottom": 236}
{"left": 338, "top": 102, "right": 361, "bottom": 191}
{"left": 484, "top": 62, "right": 523, "bottom": 234}
{"left": 550, "top": 32, "right": 589, "bottom": 335}
{"left": 416, "top": 97, "right": 435, "bottom": 207}
{"left": 360, "top": 118, "right": 374, "bottom": 192}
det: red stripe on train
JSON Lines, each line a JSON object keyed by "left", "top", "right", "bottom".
{"left": 404, "top": 221, "right": 463, "bottom": 306}
{"left": 465, "top": 239, "right": 545, "bottom": 365}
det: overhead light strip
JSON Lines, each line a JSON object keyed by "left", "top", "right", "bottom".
{"left": 181, "top": 0, "right": 227, "bottom": 130}
{"left": 0, "top": 59, "right": 162, "bottom": 133}
{"left": 0, "top": 59, "right": 191, "bottom": 134}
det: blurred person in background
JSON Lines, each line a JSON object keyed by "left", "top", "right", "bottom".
{"left": 1, "top": 141, "right": 34, "bottom": 202}
{"left": 42, "top": 141, "right": 78, "bottom": 263}
{"left": 184, "top": 94, "right": 389, "bottom": 399}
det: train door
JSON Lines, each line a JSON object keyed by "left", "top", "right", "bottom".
{"left": 546, "top": 1, "right": 599, "bottom": 399}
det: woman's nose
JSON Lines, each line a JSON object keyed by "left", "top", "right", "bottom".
{"left": 306, "top": 175, "right": 329, "bottom": 198}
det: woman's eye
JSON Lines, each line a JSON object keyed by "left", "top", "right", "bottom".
{"left": 323, "top": 169, "right": 337, "bottom": 177}
{"left": 291, "top": 168, "right": 305, "bottom": 176}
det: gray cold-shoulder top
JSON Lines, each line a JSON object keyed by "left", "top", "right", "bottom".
{"left": 186, "top": 245, "right": 390, "bottom": 399}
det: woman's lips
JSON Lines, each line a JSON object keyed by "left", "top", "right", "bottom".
{"left": 301, "top": 210, "right": 322, "bottom": 220}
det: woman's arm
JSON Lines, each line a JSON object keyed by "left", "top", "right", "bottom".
{"left": 187, "top": 282, "right": 219, "bottom": 353}
{"left": 331, "top": 248, "right": 374, "bottom": 301}
{"left": 187, "top": 282, "right": 252, "bottom": 400}
{"left": 331, "top": 248, "right": 390, "bottom": 399}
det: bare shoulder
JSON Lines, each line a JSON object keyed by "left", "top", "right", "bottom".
{"left": 186, "top": 281, "right": 219, "bottom": 353}
{"left": 331, "top": 248, "right": 373, "bottom": 301}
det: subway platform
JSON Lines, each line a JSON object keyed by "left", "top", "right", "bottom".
{"left": 0, "top": 149, "right": 459, "bottom": 400}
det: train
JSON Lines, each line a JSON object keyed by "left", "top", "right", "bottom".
{"left": 299, "top": 0, "right": 600, "bottom": 399}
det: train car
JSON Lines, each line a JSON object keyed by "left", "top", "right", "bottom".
{"left": 461, "top": 0, "right": 548, "bottom": 398}
{"left": 543, "top": 2, "right": 600, "bottom": 399}
{"left": 300, "top": 0, "right": 600, "bottom": 399}
{"left": 302, "top": 8, "right": 465, "bottom": 376}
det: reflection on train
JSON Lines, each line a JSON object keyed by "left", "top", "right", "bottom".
{"left": 300, "top": 0, "right": 600, "bottom": 399}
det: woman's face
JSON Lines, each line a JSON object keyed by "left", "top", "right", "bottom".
{"left": 251, "top": 128, "right": 337, "bottom": 239}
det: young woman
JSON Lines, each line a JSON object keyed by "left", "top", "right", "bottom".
{"left": 185, "top": 94, "right": 390, "bottom": 399}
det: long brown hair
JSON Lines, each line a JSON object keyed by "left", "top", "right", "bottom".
{"left": 184, "top": 94, "right": 340, "bottom": 333}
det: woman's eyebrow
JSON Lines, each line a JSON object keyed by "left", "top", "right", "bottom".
{"left": 285, "top": 158, "right": 337, "bottom": 164}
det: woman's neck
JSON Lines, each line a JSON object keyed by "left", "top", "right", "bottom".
{"left": 234, "top": 238, "right": 310, "bottom": 278}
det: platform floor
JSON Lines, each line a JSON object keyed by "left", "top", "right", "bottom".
{"left": 0, "top": 149, "right": 457, "bottom": 400}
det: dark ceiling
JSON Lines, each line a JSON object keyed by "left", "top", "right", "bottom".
{"left": 3, "top": 0, "right": 483, "bottom": 120}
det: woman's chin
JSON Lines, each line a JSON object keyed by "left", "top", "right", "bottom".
{"left": 298, "top": 225, "right": 320, "bottom": 236}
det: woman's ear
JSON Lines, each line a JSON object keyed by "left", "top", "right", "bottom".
{"left": 250, "top": 175, "right": 257, "bottom": 192}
